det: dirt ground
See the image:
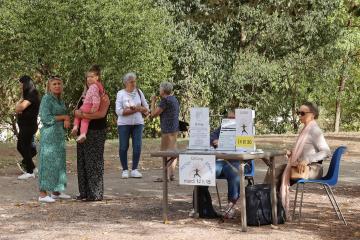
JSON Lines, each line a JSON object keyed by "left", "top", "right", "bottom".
{"left": 0, "top": 135, "right": 359, "bottom": 240}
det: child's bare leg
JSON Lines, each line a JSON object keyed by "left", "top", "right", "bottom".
{"left": 71, "top": 117, "right": 81, "bottom": 136}
{"left": 76, "top": 118, "right": 90, "bottom": 143}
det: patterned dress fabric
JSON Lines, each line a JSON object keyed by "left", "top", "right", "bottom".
{"left": 38, "top": 93, "right": 67, "bottom": 192}
{"left": 77, "top": 129, "right": 106, "bottom": 200}
{"left": 158, "top": 95, "right": 179, "bottom": 134}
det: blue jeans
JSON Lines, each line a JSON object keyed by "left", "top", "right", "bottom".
{"left": 118, "top": 125, "right": 144, "bottom": 170}
{"left": 216, "top": 160, "right": 241, "bottom": 203}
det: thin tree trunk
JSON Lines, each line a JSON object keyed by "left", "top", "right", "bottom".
{"left": 291, "top": 81, "right": 299, "bottom": 133}
{"left": 334, "top": 74, "right": 347, "bottom": 133}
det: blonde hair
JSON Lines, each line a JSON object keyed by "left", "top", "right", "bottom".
{"left": 46, "top": 76, "right": 63, "bottom": 94}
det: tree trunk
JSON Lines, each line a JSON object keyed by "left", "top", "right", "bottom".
{"left": 291, "top": 81, "right": 299, "bottom": 133}
{"left": 334, "top": 74, "right": 347, "bottom": 133}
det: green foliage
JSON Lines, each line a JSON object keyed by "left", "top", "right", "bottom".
{"left": 1, "top": 0, "right": 360, "bottom": 140}
{"left": 159, "top": 0, "right": 360, "bottom": 133}
{"left": 0, "top": 0, "right": 173, "bottom": 138}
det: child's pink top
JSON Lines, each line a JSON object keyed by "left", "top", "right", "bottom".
{"left": 83, "top": 82, "right": 104, "bottom": 111}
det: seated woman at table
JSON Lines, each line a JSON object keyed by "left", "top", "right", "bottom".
{"left": 191, "top": 110, "right": 252, "bottom": 219}
{"left": 264, "top": 102, "right": 331, "bottom": 215}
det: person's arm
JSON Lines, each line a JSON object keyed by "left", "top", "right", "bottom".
{"left": 55, "top": 115, "right": 69, "bottom": 121}
{"left": 297, "top": 127, "right": 331, "bottom": 173}
{"left": 56, "top": 115, "right": 70, "bottom": 129}
{"left": 123, "top": 108, "right": 138, "bottom": 116}
{"left": 40, "top": 95, "right": 69, "bottom": 128}
{"left": 74, "top": 94, "right": 110, "bottom": 120}
{"left": 150, "top": 96, "right": 164, "bottom": 118}
{"left": 305, "top": 127, "right": 331, "bottom": 163}
{"left": 15, "top": 99, "right": 31, "bottom": 113}
{"left": 210, "top": 127, "right": 221, "bottom": 147}
{"left": 115, "top": 91, "right": 138, "bottom": 116}
{"left": 151, "top": 107, "right": 163, "bottom": 118}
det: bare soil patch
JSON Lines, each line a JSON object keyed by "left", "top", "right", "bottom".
{"left": 0, "top": 136, "right": 359, "bottom": 240}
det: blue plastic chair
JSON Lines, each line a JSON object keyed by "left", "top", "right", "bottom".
{"left": 292, "top": 146, "right": 347, "bottom": 225}
{"left": 246, "top": 159, "right": 255, "bottom": 177}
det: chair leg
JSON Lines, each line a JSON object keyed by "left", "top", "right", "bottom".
{"left": 323, "top": 184, "right": 341, "bottom": 220}
{"left": 298, "top": 183, "right": 305, "bottom": 224}
{"left": 292, "top": 183, "right": 299, "bottom": 220}
{"left": 215, "top": 183, "right": 222, "bottom": 211}
{"left": 326, "top": 184, "right": 347, "bottom": 225}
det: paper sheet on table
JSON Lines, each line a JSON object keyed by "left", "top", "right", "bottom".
{"left": 188, "top": 107, "right": 210, "bottom": 150}
{"left": 218, "top": 118, "right": 236, "bottom": 151}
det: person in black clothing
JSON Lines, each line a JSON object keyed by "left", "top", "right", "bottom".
{"left": 15, "top": 75, "right": 40, "bottom": 180}
{"left": 74, "top": 65, "right": 110, "bottom": 201}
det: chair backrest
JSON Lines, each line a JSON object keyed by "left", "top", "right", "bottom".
{"left": 245, "top": 160, "right": 255, "bottom": 177}
{"left": 323, "top": 146, "right": 347, "bottom": 185}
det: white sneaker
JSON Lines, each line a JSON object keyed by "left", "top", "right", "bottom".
{"left": 189, "top": 208, "right": 195, "bottom": 218}
{"left": 51, "top": 193, "right": 71, "bottom": 199}
{"left": 39, "top": 196, "right": 56, "bottom": 203}
{"left": 16, "top": 161, "right": 26, "bottom": 173}
{"left": 122, "top": 170, "right": 129, "bottom": 179}
{"left": 130, "top": 169, "right": 142, "bottom": 178}
{"left": 17, "top": 173, "right": 35, "bottom": 180}
{"left": 76, "top": 134, "right": 86, "bottom": 143}
{"left": 223, "top": 202, "right": 236, "bottom": 219}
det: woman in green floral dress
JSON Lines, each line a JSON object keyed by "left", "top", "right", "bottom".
{"left": 38, "top": 77, "right": 71, "bottom": 203}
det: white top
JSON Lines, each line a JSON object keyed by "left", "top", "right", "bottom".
{"left": 299, "top": 124, "right": 331, "bottom": 163}
{"left": 115, "top": 89, "right": 149, "bottom": 126}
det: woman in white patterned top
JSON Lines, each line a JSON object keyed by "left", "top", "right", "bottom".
{"left": 115, "top": 72, "right": 149, "bottom": 179}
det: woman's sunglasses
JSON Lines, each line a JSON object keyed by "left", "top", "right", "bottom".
{"left": 297, "top": 111, "right": 312, "bottom": 116}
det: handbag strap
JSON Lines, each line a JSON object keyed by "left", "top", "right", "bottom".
{"left": 136, "top": 88, "right": 143, "bottom": 107}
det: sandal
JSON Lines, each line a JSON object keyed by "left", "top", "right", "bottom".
{"left": 153, "top": 177, "right": 169, "bottom": 182}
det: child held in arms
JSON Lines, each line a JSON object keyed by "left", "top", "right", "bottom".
{"left": 72, "top": 65, "right": 104, "bottom": 143}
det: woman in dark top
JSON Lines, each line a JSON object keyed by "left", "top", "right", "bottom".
{"left": 151, "top": 82, "right": 179, "bottom": 181}
{"left": 15, "top": 75, "right": 40, "bottom": 180}
{"left": 74, "top": 66, "right": 110, "bottom": 201}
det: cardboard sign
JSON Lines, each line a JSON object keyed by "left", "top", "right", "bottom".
{"left": 236, "top": 135, "right": 254, "bottom": 148}
{"left": 218, "top": 118, "right": 236, "bottom": 151}
{"left": 236, "top": 109, "right": 255, "bottom": 152}
{"left": 188, "top": 107, "right": 210, "bottom": 150}
{"left": 179, "top": 154, "right": 216, "bottom": 186}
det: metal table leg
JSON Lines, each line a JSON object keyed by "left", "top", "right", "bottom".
{"left": 194, "top": 186, "right": 199, "bottom": 218}
{"left": 239, "top": 160, "right": 247, "bottom": 232}
{"left": 270, "top": 156, "right": 278, "bottom": 225}
{"left": 162, "top": 157, "right": 168, "bottom": 223}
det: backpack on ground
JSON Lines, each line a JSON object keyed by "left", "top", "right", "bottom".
{"left": 246, "top": 184, "right": 286, "bottom": 226}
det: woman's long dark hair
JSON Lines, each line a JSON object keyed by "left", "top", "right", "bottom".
{"left": 19, "top": 75, "right": 39, "bottom": 100}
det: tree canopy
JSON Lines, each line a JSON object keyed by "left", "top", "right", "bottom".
{"left": 0, "top": 0, "right": 359, "bottom": 140}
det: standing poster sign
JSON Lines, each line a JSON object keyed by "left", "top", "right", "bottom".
{"left": 236, "top": 109, "right": 255, "bottom": 152}
{"left": 179, "top": 154, "right": 216, "bottom": 186}
{"left": 218, "top": 118, "right": 236, "bottom": 151}
{"left": 188, "top": 107, "right": 210, "bottom": 150}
